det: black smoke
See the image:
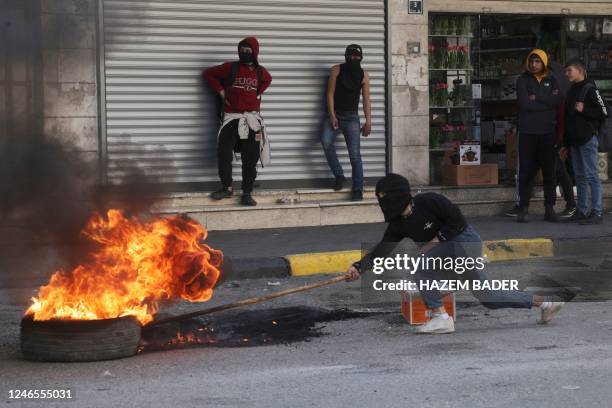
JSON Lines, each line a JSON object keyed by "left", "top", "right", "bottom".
{"left": 0, "top": 134, "right": 164, "bottom": 291}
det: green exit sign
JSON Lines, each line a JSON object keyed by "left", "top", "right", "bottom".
{"left": 409, "top": 0, "right": 423, "bottom": 14}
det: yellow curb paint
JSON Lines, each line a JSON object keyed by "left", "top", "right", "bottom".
{"left": 285, "top": 250, "right": 362, "bottom": 277}
{"left": 286, "top": 239, "right": 554, "bottom": 276}
{"left": 482, "top": 238, "right": 553, "bottom": 262}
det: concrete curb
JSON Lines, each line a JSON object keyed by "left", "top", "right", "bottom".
{"left": 482, "top": 238, "right": 554, "bottom": 262}
{"left": 223, "top": 257, "right": 290, "bottom": 281}
{"left": 222, "top": 238, "right": 554, "bottom": 280}
{"left": 5, "top": 239, "right": 556, "bottom": 285}
{"left": 285, "top": 250, "right": 362, "bottom": 277}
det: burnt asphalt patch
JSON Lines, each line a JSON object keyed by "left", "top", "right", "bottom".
{"left": 141, "top": 306, "right": 375, "bottom": 351}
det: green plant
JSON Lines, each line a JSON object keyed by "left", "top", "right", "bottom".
{"left": 448, "top": 17, "right": 456, "bottom": 35}
{"left": 428, "top": 44, "right": 435, "bottom": 67}
{"left": 439, "top": 17, "right": 448, "bottom": 36}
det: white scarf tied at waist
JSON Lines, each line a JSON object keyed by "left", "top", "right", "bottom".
{"left": 218, "top": 111, "right": 271, "bottom": 167}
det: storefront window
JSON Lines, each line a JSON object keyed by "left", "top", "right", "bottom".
{"left": 428, "top": 14, "right": 476, "bottom": 185}
{"left": 428, "top": 13, "right": 612, "bottom": 186}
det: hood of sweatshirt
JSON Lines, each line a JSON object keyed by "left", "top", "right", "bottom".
{"left": 523, "top": 48, "right": 549, "bottom": 82}
{"left": 238, "top": 37, "right": 260, "bottom": 64}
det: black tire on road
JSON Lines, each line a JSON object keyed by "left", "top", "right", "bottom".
{"left": 21, "top": 315, "right": 141, "bottom": 362}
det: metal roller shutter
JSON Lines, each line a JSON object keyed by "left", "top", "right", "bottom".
{"left": 101, "top": 0, "right": 387, "bottom": 184}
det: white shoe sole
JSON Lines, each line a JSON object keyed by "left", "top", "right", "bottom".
{"left": 416, "top": 328, "right": 455, "bottom": 334}
{"left": 415, "top": 323, "right": 455, "bottom": 334}
{"left": 537, "top": 302, "right": 565, "bottom": 325}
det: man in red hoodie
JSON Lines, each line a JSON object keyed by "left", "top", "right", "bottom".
{"left": 203, "top": 37, "right": 272, "bottom": 206}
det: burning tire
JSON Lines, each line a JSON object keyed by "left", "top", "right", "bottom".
{"left": 20, "top": 315, "right": 141, "bottom": 362}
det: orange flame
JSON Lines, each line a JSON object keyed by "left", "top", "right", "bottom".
{"left": 25, "top": 209, "right": 223, "bottom": 325}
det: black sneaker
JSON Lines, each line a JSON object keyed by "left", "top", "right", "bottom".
{"left": 579, "top": 213, "right": 603, "bottom": 225}
{"left": 333, "top": 176, "right": 346, "bottom": 191}
{"left": 241, "top": 194, "right": 257, "bottom": 206}
{"left": 544, "top": 206, "right": 560, "bottom": 223}
{"left": 565, "top": 210, "right": 589, "bottom": 223}
{"left": 558, "top": 206, "right": 577, "bottom": 219}
{"left": 504, "top": 204, "right": 520, "bottom": 217}
{"left": 351, "top": 190, "right": 363, "bottom": 201}
{"left": 210, "top": 188, "right": 233, "bottom": 200}
{"left": 517, "top": 208, "right": 528, "bottom": 223}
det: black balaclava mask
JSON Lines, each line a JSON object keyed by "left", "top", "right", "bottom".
{"left": 238, "top": 42, "right": 255, "bottom": 65}
{"left": 341, "top": 44, "right": 363, "bottom": 90}
{"left": 375, "top": 173, "right": 413, "bottom": 222}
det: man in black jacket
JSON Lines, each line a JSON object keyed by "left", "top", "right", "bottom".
{"left": 345, "top": 174, "right": 566, "bottom": 334}
{"left": 559, "top": 58, "right": 609, "bottom": 225}
{"left": 515, "top": 49, "right": 564, "bottom": 222}
{"left": 505, "top": 59, "right": 577, "bottom": 219}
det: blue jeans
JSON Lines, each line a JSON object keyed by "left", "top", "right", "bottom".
{"left": 414, "top": 225, "right": 533, "bottom": 309}
{"left": 321, "top": 112, "right": 363, "bottom": 191}
{"left": 570, "top": 135, "right": 602, "bottom": 217}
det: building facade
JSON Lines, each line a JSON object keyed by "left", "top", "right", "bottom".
{"left": 2, "top": 0, "right": 611, "bottom": 188}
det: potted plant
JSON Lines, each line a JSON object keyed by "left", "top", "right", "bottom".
{"left": 447, "top": 16, "right": 456, "bottom": 35}
{"left": 428, "top": 43, "right": 435, "bottom": 67}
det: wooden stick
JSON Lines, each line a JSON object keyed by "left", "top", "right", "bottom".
{"left": 142, "top": 275, "right": 347, "bottom": 331}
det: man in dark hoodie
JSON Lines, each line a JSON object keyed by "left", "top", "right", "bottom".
{"left": 321, "top": 44, "right": 372, "bottom": 201}
{"left": 559, "top": 58, "right": 609, "bottom": 225}
{"left": 515, "top": 49, "right": 564, "bottom": 222}
{"left": 203, "top": 37, "right": 272, "bottom": 206}
{"left": 505, "top": 59, "right": 577, "bottom": 219}
{"left": 345, "top": 174, "right": 566, "bottom": 334}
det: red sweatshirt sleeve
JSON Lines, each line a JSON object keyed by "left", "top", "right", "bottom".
{"left": 203, "top": 62, "right": 231, "bottom": 93}
{"left": 258, "top": 66, "right": 272, "bottom": 95}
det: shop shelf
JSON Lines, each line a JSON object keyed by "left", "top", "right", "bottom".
{"left": 477, "top": 47, "right": 534, "bottom": 54}
{"left": 480, "top": 34, "right": 537, "bottom": 40}
{"left": 430, "top": 106, "right": 476, "bottom": 109}
{"left": 428, "top": 34, "right": 474, "bottom": 38}
{"left": 481, "top": 99, "right": 517, "bottom": 104}
{"left": 478, "top": 76, "right": 521, "bottom": 81}
{"left": 429, "top": 68, "right": 474, "bottom": 71}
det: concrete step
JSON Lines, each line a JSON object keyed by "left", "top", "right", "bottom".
{"left": 151, "top": 183, "right": 612, "bottom": 231}
{"left": 156, "top": 199, "right": 382, "bottom": 231}
{"left": 152, "top": 184, "right": 519, "bottom": 210}
{"left": 155, "top": 196, "right": 612, "bottom": 231}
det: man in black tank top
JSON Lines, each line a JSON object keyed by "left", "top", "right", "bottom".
{"left": 321, "top": 44, "right": 372, "bottom": 201}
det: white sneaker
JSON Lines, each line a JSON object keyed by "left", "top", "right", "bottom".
{"left": 537, "top": 302, "right": 565, "bottom": 325}
{"left": 415, "top": 314, "right": 455, "bottom": 334}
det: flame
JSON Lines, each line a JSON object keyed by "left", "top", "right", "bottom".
{"left": 25, "top": 209, "right": 223, "bottom": 325}
{"left": 166, "top": 327, "right": 217, "bottom": 347}
{"left": 173, "top": 330, "right": 198, "bottom": 345}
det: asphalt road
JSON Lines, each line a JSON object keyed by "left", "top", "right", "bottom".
{"left": 1, "top": 265, "right": 612, "bottom": 408}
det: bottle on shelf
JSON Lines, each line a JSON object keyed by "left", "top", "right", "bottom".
{"left": 473, "top": 109, "right": 481, "bottom": 141}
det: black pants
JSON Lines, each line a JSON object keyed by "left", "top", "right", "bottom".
{"left": 218, "top": 119, "right": 260, "bottom": 193}
{"left": 518, "top": 132, "right": 556, "bottom": 209}
{"left": 515, "top": 146, "right": 575, "bottom": 208}
{"left": 555, "top": 151, "right": 576, "bottom": 208}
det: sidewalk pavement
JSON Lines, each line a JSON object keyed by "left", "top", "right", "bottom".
{"left": 207, "top": 215, "right": 612, "bottom": 280}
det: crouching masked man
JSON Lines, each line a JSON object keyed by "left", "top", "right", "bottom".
{"left": 204, "top": 37, "right": 272, "bottom": 206}
{"left": 345, "top": 174, "right": 566, "bottom": 334}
